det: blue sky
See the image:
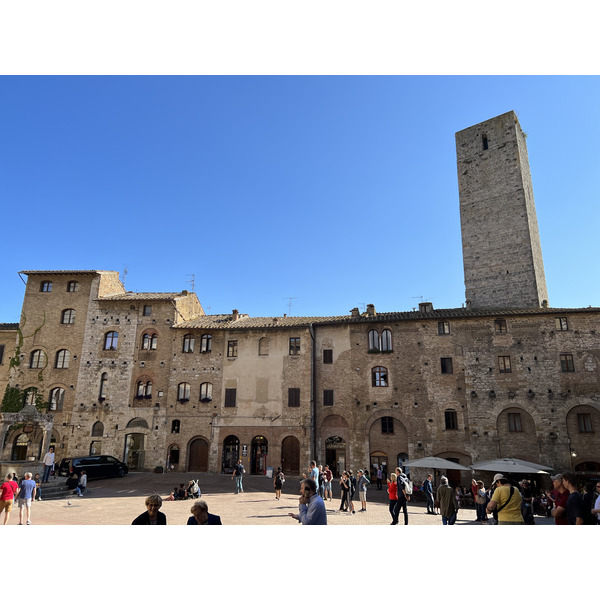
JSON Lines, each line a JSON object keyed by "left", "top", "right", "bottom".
{"left": 1, "top": 75, "right": 599, "bottom": 322}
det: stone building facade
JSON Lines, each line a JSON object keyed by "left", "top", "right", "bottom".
{"left": 1, "top": 111, "right": 598, "bottom": 485}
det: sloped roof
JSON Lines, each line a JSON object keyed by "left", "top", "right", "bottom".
{"left": 0, "top": 323, "right": 19, "bottom": 330}
{"left": 98, "top": 292, "right": 190, "bottom": 301}
{"left": 173, "top": 305, "right": 600, "bottom": 330}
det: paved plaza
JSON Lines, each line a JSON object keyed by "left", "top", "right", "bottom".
{"left": 3, "top": 471, "right": 554, "bottom": 525}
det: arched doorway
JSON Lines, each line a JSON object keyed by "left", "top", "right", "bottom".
{"left": 325, "top": 436, "right": 346, "bottom": 477}
{"left": 222, "top": 435, "right": 240, "bottom": 473}
{"left": 188, "top": 438, "right": 209, "bottom": 472}
{"left": 124, "top": 433, "right": 146, "bottom": 471}
{"left": 167, "top": 444, "right": 180, "bottom": 471}
{"left": 11, "top": 434, "right": 30, "bottom": 461}
{"left": 370, "top": 451, "right": 388, "bottom": 480}
{"left": 251, "top": 436, "right": 268, "bottom": 475}
{"left": 281, "top": 436, "right": 300, "bottom": 475}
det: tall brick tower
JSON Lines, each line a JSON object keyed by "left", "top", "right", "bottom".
{"left": 456, "top": 111, "right": 548, "bottom": 309}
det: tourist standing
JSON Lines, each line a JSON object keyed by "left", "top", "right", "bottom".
{"left": 274, "top": 466, "right": 285, "bottom": 500}
{"left": 41, "top": 447, "right": 55, "bottom": 483}
{"left": 423, "top": 474, "right": 435, "bottom": 514}
{"left": 562, "top": 472, "right": 586, "bottom": 525}
{"left": 357, "top": 469, "right": 369, "bottom": 512}
{"left": 436, "top": 476, "right": 458, "bottom": 525}
{"left": 289, "top": 479, "right": 327, "bottom": 525}
{"left": 324, "top": 465, "right": 333, "bottom": 501}
{"left": 486, "top": 473, "right": 524, "bottom": 525}
{"left": 548, "top": 474, "right": 570, "bottom": 525}
{"left": 232, "top": 459, "right": 245, "bottom": 494}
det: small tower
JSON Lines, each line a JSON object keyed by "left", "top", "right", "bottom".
{"left": 456, "top": 111, "right": 548, "bottom": 309}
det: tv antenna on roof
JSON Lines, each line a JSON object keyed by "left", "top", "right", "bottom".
{"left": 186, "top": 274, "right": 195, "bottom": 293}
{"left": 122, "top": 266, "right": 128, "bottom": 286}
{"left": 282, "top": 297, "right": 297, "bottom": 316}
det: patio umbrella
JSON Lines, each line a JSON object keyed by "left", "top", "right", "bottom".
{"left": 469, "top": 457, "right": 553, "bottom": 474}
{"left": 403, "top": 456, "right": 471, "bottom": 471}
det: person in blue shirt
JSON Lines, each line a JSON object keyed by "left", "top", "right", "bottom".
{"left": 17, "top": 472, "right": 37, "bottom": 525}
{"left": 289, "top": 478, "right": 327, "bottom": 525}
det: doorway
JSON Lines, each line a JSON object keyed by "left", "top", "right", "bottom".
{"left": 281, "top": 436, "right": 300, "bottom": 475}
{"left": 251, "top": 436, "right": 268, "bottom": 475}
{"left": 11, "top": 434, "right": 30, "bottom": 461}
{"left": 325, "top": 436, "right": 346, "bottom": 477}
{"left": 188, "top": 438, "right": 209, "bottom": 472}
{"left": 222, "top": 435, "right": 240, "bottom": 473}
{"left": 124, "top": 433, "right": 146, "bottom": 471}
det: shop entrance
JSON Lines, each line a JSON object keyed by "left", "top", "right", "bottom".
{"left": 251, "top": 436, "right": 268, "bottom": 475}
{"left": 325, "top": 436, "right": 346, "bottom": 477}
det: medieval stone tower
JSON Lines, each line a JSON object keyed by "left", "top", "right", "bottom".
{"left": 456, "top": 110, "right": 548, "bottom": 309}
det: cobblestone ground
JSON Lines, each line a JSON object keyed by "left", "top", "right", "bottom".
{"left": 5, "top": 472, "right": 554, "bottom": 525}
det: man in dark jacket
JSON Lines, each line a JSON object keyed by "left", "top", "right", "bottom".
{"left": 187, "top": 500, "right": 222, "bottom": 525}
{"left": 436, "top": 476, "right": 458, "bottom": 525}
{"left": 423, "top": 474, "right": 435, "bottom": 514}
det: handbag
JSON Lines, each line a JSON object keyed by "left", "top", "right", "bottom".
{"left": 492, "top": 485, "right": 514, "bottom": 522}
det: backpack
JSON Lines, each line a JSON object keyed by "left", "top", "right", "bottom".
{"left": 399, "top": 475, "right": 412, "bottom": 497}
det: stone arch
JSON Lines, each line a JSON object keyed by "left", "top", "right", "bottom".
{"left": 496, "top": 406, "right": 540, "bottom": 461}
{"left": 126, "top": 417, "right": 149, "bottom": 429}
{"left": 366, "top": 410, "right": 408, "bottom": 474}
{"left": 321, "top": 414, "right": 350, "bottom": 476}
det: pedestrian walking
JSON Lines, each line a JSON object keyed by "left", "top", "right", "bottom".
{"left": 387, "top": 472, "right": 398, "bottom": 524}
{"left": 232, "top": 459, "right": 245, "bottom": 494}
{"left": 423, "top": 474, "right": 435, "bottom": 514}
{"left": 0, "top": 474, "right": 19, "bottom": 525}
{"left": 17, "top": 472, "right": 36, "bottom": 525}
{"left": 436, "top": 476, "right": 458, "bottom": 525}
{"left": 274, "top": 466, "right": 285, "bottom": 500}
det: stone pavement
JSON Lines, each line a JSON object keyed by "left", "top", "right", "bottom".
{"left": 4, "top": 471, "right": 554, "bottom": 525}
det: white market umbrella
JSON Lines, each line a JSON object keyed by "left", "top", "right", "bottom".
{"left": 469, "top": 457, "right": 553, "bottom": 474}
{"left": 403, "top": 456, "right": 472, "bottom": 471}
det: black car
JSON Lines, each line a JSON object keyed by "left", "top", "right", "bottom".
{"left": 57, "top": 455, "right": 129, "bottom": 480}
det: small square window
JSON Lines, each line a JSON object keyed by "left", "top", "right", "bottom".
{"left": 438, "top": 322, "right": 450, "bottom": 335}
{"left": 560, "top": 353, "right": 575, "bottom": 372}
{"left": 508, "top": 412, "right": 523, "bottom": 432}
{"left": 494, "top": 319, "right": 507, "bottom": 333}
{"left": 498, "top": 356, "right": 511, "bottom": 373}
{"left": 441, "top": 357, "right": 453, "bottom": 374}
{"left": 224, "top": 388, "right": 237, "bottom": 407}
{"left": 288, "top": 388, "right": 300, "bottom": 407}
{"left": 323, "top": 349, "right": 333, "bottom": 364}
{"left": 323, "top": 389, "right": 334, "bottom": 406}
{"left": 143, "top": 305, "right": 152, "bottom": 316}
{"left": 555, "top": 317, "right": 568, "bottom": 331}
{"left": 289, "top": 337, "right": 300, "bottom": 356}
{"left": 577, "top": 413, "right": 593, "bottom": 433}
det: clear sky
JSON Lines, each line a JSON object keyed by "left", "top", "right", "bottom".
{"left": 1, "top": 75, "right": 599, "bottom": 322}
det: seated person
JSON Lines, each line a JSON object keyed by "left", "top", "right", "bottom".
{"left": 187, "top": 500, "right": 222, "bottom": 525}
{"left": 66, "top": 470, "right": 79, "bottom": 490}
{"left": 176, "top": 483, "right": 187, "bottom": 500}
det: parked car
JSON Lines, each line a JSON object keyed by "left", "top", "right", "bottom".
{"left": 57, "top": 455, "right": 129, "bottom": 480}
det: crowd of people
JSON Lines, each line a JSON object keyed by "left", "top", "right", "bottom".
{"left": 0, "top": 472, "right": 41, "bottom": 525}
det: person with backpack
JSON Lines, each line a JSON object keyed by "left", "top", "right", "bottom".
{"left": 274, "top": 467, "right": 285, "bottom": 500}
{"left": 232, "top": 459, "right": 245, "bottom": 494}
{"left": 486, "top": 473, "right": 524, "bottom": 524}
{"left": 393, "top": 467, "right": 411, "bottom": 525}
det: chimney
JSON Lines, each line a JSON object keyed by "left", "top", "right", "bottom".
{"left": 350, "top": 308, "right": 360, "bottom": 317}
{"left": 366, "top": 304, "right": 376, "bottom": 317}
{"left": 419, "top": 302, "right": 433, "bottom": 314}
{"left": 232, "top": 309, "right": 239, "bottom": 321}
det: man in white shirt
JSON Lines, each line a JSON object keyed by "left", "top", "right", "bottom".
{"left": 41, "top": 447, "right": 55, "bottom": 483}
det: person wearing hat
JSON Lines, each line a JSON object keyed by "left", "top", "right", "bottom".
{"left": 486, "top": 473, "right": 524, "bottom": 524}
{"left": 436, "top": 476, "right": 458, "bottom": 525}
{"left": 548, "top": 473, "right": 570, "bottom": 525}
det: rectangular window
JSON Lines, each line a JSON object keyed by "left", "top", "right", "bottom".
{"left": 560, "top": 353, "right": 575, "bottom": 372}
{"left": 441, "top": 357, "right": 453, "bottom": 374}
{"left": 381, "top": 416, "right": 394, "bottom": 434}
{"left": 498, "top": 356, "right": 512, "bottom": 373}
{"left": 494, "top": 319, "right": 507, "bottom": 333}
{"left": 224, "top": 388, "right": 237, "bottom": 407}
{"left": 508, "top": 412, "right": 523, "bottom": 433}
{"left": 438, "top": 321, "right": 450, "bottom": 335}
{"left": 40, "top": 281, "right": 52, "bottom": 292}
{"left": 143, "top": 305, "right": 152, "bottom": 316}
{"left": 323, "top": 349, "right": 333, "bottom": 364}
{"left": 289, "top": 337, "right": 300, "bottom": 356}
{"left": 288, "top": 388, "right": 300, "bottom": 407}
{"left": 555, "top": 317, "right": 568, "bottom": 331}
{"left": 67, "top": 281, "right": 79, "bottom": 292}
{"left": 577, "top": 413, "right": 593, "bottom": 433}
{"left": 445, "top": 410, "right": 458, "bottom": 430}
{"left": 227, "top": 340, "right": 238, "bottom": 358}
{"left": 323, "top": 389, "right": 334, "bottom": 406}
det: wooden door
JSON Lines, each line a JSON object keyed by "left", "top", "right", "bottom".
{"left": 281, "top": 436, "right": 300, "bottom": 475}
{"left": 188, "top": 438, "right": 209, "bottom": 472}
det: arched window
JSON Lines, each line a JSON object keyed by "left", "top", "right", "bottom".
{"left": 200, "top": 382, "right": 212, "bottom": 403}
{"left": 104, "top": 331, "right": 118, "bottom": 350}
{"left": 372, "top": 366, "right": 388, "bottom": 387}
{"left": 258, "top": 337, "right": 269, "bottom": 356}
{"left": 182, "top": 334, "right": 195, "bottom": 353}
{"left": 135, "top": 379, "right": 153, "bottom": 399}
{"left": 55, "top": 349, "right": 70, "bottom": 369}
{"left": 127, "top": 418, "right": 149, "bottom": 429}
{"left": 29, "top": 350, "right": 46, "bottom": 369}
{"left": 381, "top": 329, "right": 393, "bottom": 351}
{"left": 91, "top": 421, "right": 104, "bottom": 437}
{"left": 99, "top": 372, "right": 108, "bottom": 401}
{"left": 177, "top": 382, "right": 191, "bottom": 402}
{"left": 201, "top": 334, "right": 212, "bottom": 353}
{"left": 49, "top": 387, "right": 65, "bottom": 411}
{"left": 24, "top": 387, "right": 38, "bottom": 405}
{"left": 368, "top": 330, "right": 379, "bottom": 351}
{"left": 142, "top": 332, "right": 158, "bottom": 350}
{"left": 61, "top": 309, "right": 76, "bottom": 324}
{"left": 171, "top": 420, "right": 181, "bottom": 434}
